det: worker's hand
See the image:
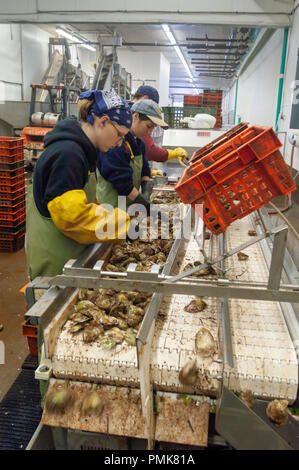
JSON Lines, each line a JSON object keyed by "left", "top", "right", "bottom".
{"left": 132, "top": 192, "right": 151, "bottom": 216}
{"left": 167, "top": 147, "right": 188, "bottom": 161}
{"left": 151, "top": 169, "right": 164, "bottom": 177}
{"left": 141, "top": 180, "right": 154, "bottom": 201}
{"left": 127, "top": 219, "right": 141, "bottom": 243}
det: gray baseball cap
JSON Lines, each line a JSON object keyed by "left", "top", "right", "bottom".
{"left": 131, "top": 99, "right": 168, "bottom": 129}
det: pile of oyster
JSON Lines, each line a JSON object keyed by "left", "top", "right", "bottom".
{"left": 106, "top": 237, "right": 173, "bottom": 273}
{"left": 151, "top": 191, "right": 181, "bottom": 204}
{"left": 67, "top": 288, "right": 152, "bottom": 348}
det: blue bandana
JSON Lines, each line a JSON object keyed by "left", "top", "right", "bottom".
{"left": 78, "top": 90, "right": 132, "bottom": 128}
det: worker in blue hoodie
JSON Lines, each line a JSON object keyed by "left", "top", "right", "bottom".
{"left": 96, "top": 99, "right": 169, "bottom": 214}
{"left": 26, "top": 90, "right": 133, "bottom": 280}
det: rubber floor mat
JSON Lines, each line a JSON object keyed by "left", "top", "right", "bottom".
{"left": 0, "top": 369, "right": 42, "bottom": 450}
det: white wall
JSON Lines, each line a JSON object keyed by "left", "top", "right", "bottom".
{"left": 222, "top": 4, "right": 299, "bottom": 170}
{"left": 0, "top": 24, "right": 22, "bottom": 101}
{"left": 117, "top": 49, "right": 170, "bottom": 106}
{"left": 21, "top": 24, "right": 52, "bottom": 100}
{"left": 237, "top": 28, "right": 283, "bottom": 128}
{"left": 278, "top": 0, "right": 299, "bottom": 169}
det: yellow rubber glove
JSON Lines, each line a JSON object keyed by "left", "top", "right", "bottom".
{"left": 167, "top": 147, "right": 188, "bottom": 161}
{"left": 151, "top": 169, "right": 163, "bottom": 177}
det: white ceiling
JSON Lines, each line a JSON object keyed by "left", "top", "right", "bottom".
{"left": 40, "top": 22, "right": 255, "bottom": 92}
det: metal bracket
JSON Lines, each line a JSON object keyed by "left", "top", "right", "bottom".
{"left": 35, "top": 344, "right": 53, "bottom": 381}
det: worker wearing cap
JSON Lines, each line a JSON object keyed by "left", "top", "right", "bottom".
{"left": 96, "top": 99, "right": 169, "bottom": 213}
{"left": 26, "top": 90, "right": 133, "bottom": 280}
{"left": 130, "top": 85, "right": 188, "bottom": 169}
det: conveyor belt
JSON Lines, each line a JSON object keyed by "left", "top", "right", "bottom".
{"left": 151, "top": 214, "right": 297, "bottom": 400}
{"left": 50, "top": 214, "right": 298, "bottom": 401}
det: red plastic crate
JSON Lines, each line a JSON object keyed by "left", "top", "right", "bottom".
{"left": 0, "top": 200, "right": 25, "bottom": 214}
{"left": 0, "top": 228, "right": 25, "bottom": 252}
{"left": 0, "top": 159, "right": 24, "bottom": 171}
{"left": 0, "top": 177, "right": 25, "bottom": 192}
{"left": 0, "top": 221, "right": 25, "bottom": 234}
{"left": 0, "top": 168, "right": 24, "bottom": 184}
{"left": 0, "top": 137, "right": 24, "bottom": 164}
{"left": 0, "top": 186, "right": 26, "bottom": 205}
{"left": 0, "top": 212, "right": 25, "bottom": 227}
{"left": 175, "top": 126, "right": 296, "bottom": 234}
{"left": 0, "top": 204, "right": 25, "bottom": 221}
{"left": 190, "top": 122, "right": 249, "bottom": 163}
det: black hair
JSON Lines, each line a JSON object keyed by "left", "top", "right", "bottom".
{"left": 132, "top": 92, "right": 145, "bottom": 101}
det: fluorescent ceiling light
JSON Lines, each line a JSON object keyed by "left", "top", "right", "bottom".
{"left": 162, "top": 24, "right": 198, "bottom": 92}
{"left": 162, "top": 23, "right": 176, "bottom": 45}
{"left": 56, "top": 27, "right": 76, "bottom": 42}
{"left": 56, "top": 27, "right": 96, "bottom": 52}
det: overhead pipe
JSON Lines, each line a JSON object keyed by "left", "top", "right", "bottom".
{"left": 186, "top": 44, "right": 249, "bottom": 51}
{"left": 188, "top": 51, "right": 246, "bottom": 56}
{"left": 186, "top": 37, "right": 250, "bottom": 43}
{"left": 191, "top": 59, "right": 240, "bottom": 64}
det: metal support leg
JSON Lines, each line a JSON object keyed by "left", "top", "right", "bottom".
{"left": 267, "top": 226, "right": 288, "bottom": 290}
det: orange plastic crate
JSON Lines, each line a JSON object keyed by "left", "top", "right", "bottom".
{"left": 175, "top": 126, "right": 296, "bottom": 234}
{"left": 0, "top": 137, "right": 24, "bottom": 163}
{"left": 22, "top": 318, "right": 38, "bottom": 356}
{"left": 0, "top": 168, "right": 24, "bottom": 185}
{"left": 0, "top": 228, "right": 25, "bottom": 252}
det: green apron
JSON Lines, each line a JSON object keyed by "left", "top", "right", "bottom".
{"left": 25, "top": 172, "right": 97, "bottom": 280}
{"left": 96, "top": 153, "right": 143, "bottom": 209}
{"left": 25, "top": 172, "right": 97, "bottom": 406}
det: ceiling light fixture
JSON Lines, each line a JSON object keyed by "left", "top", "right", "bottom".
{"left": 161, "top": 24, "right": 200, "bottom": 94}
{"left": 56, "top": 27, "right": 96, "bottom": 52}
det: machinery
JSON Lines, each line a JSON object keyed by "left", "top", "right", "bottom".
{"left": 23, "top": 178, "right": 299, "bottom": 450}
{"left": 20, "top": 122, "right": 299, "bottom": 450}
{"left": 21, "top": 83, "right": 81, "bottom": 166}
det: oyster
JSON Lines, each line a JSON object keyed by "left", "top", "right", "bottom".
{"left": 195, "top": 328, "right": 216, "bottom": 358}
{"left": 78, "top": 288, "right": 98, "bottom": 302}
{"left": 237, "top": 252, "right": 249, "bottom": 261}
{"left": 184, "top": 299, "right": 207, "bottom": 313}
{"left": 128, "top": 305, "right": 144, "bottom": 316}
{"left": 81, "top": 391, "right": 104, "bottom": 417}
{"left": 105, "top": 327, "right": 124, "bottom": 344}
{"left": 75, "top": 300, "right": 95, "bottom": 312}
{"left": 99, "top": 314, "right": 119, "bottom": 329}
{"left": 127, "top": 305, "right": 144, "bottom": 327}
{"left": 45, "top": 388, "right": 73, "bottom": 414}
{"left": 83, "top": 325, "right": 103, "bottom": 343}
{"left": 240, "top": 390, "right": 255, "bottom": 409}
{"left": 117, "top": 318, "right": 128, "bottom": 331}
{"left": 90, "top": 309, "right": 106, "bottom": 325}
{"left": 71, "top": 313, "right": 92, "bottom": 324}
{"left": 95, "top": 296, "right": 113, "bottom": 310}
{"left": 124, "top": 328, "right": 137, "bottom": 346}
{"left": 70, "top": 324, "right": 85, "bottom": 334}
{"left": 178, "top": 359, "right": 198, "bottom": 386}
{"left": 98, "top": 335, "right": 116, "bottom": 349}
{"left": 266, "top": 399, "right": 289, "bottom": 426}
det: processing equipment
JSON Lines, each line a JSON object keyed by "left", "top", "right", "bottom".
{"left": 24, "top": 126, "right": 299, "bottom": 450}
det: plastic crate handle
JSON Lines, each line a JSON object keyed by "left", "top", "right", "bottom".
{"left": 210, "top": 154, "right": 245, "bottom": 184}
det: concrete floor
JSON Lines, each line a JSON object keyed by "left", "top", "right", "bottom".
{"left": 0, "top": 248, "right": 30, "bottom": 401}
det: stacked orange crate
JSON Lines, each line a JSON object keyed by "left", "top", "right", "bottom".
{"left": 203, "top": 90, "right": 223, "bottom": 128}
{"left": 184, "top": 94, "right": 201, "bottom": 107}
{"left": 0, "top": 137, "right": 26, "bottom": 252}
